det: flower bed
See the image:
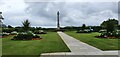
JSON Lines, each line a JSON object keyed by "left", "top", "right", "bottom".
{"left": 95, "top": 36, "right": 120, "bottom": 39}
{"left": 11, "top": 32, "right": 41, "bottom": 40}
{"left": 95, "top": 32, "right": 120, "bottom": 39}
{"left": 32, "top": 38, "right": 42, "bottom": 40}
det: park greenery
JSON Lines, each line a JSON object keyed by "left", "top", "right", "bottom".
{"left": 12, "top": 20, "right": 40, "bottom": 40}
{"left": 76, "top": 24, "right": 92, "bottom": 33}
{"left": 22, "top": 19, "right": 30, "bottom": 32}
{"left": 75, "top": 18, "right": 120, "bottom": 39}
{"left": 100, "top": 19, "right": 119, "bottom": 33}
{"left": 98, "top": 19, "right": 120, "bottom": 38}
{"left": 2, "top": 18, "right": 120, "bottom": 39}
{"left": 65, "top": 31, "right": 120, "bottom": 50}
{"left": 34, "top": 30, "right": 47, "bottom": 34}
{"left": 2, "top": 32, "right": 70, "bottom": 57}
{"left": 1, "top": 12, "right": 120, "bottom": 56}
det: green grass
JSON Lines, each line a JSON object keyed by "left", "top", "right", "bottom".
{"left": 65, "top": 31, "right": 120, "bottom": 51}
{"left": 2, "top": 32, "right": 70, "bottom": 57}
{"left": 0, "top": 38, "right": 2, "bottom": 57}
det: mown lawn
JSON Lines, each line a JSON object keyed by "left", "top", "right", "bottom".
{"left": 0, "top": 38, "right": 2, "bottom": 57}
{"left": 65, "top": 31, "right": 120, "bottom": 51}
{"left": 2, "top": 32, "right": 70, "bottom": 57}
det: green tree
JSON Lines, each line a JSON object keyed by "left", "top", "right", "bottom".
{"left": 82, "top": 24, "right": 86, "bottom": 30}
{"left": 101, "top": 19, "right": 118, "bottom": 33}
{"left": 8, "top": 25, "right": 13, "bottom": 28}
{"left": 118, "top": 25, "right": 120, "bottom": 29}
{"left": 22, "top": 19, "right": 30, "bottom": 32}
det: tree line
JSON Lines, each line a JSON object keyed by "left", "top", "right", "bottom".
{"left": 2, "top": 18, "right": 120, "bottom": 33}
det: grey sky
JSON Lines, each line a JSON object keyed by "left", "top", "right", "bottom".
{"left": 0, "top": 0, "right": 119, "bottom": 28}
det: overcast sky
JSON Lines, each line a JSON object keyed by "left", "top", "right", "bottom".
{"left": 0, "top": 0, "right": 119, "bottom": 28}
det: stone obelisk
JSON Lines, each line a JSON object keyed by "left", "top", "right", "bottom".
{"left": 57, "top": 11, "right": 60, "bottom": 30}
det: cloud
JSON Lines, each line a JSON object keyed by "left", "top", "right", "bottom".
{"left": 0, "top": 0, "right": 118, "bottom": 28}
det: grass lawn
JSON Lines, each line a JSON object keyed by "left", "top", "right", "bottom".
{"left": 65, "top": 31, "right": 120, "bottom": 51}
{"left": 0, "top": 38, "right": 2, "bottom": 57}
{"left": 2, "top": 32, "right": 70, "bottom": 57}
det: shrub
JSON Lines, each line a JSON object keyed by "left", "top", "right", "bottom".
{"left": 96, "top": 31, "right": 120, "bottom": 39}
{"left": 100, "top": 32, "right": 112, "bottom": 37}
{"left": 12, "top": 32, "right": 40, "bottom": 40}
{"left": 76, "top": 29, "right": 91, "bottom": 33}
{"left": 3, "top": 28, "right": 14, "bottom": 33}
{"left": 12, "top": 19, "right": 41, "bottom": 40}
{"left": 112, "top": 31, "right": 120, "bottom": 38}
{"left": 34, "top": 30, "right": 39, "bottom": 34}
{"left": 34, "top": 30, "right": 47, "bottom": 34}
{"left": 2, "top": 32, "right": 10, "bottom": 37}
{"left": 33, "top": 35, "right": 40, "bottom": 38}
{"left": 2, "top": 34, "right": 8, "bottom": 37}
{"left": 13, "top": 33, "right": 33, "bottom": 40}
{"left": 99, "top": 29, "right": 107, "bottom": 33}
{"left": 10, "top": 31, "right": 18, "bottom": 35}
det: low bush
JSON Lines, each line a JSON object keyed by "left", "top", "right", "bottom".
{"left": 76, "top": 29, "right": 92, "bottom": 33}
{"left": 34, "top": 30, "right": 47, "bottom": 34}
{"left": 99, "top": 29, "right": 107, "bottom": 33}
{"left": 3, "top": 28, "right": 15, "bottom": 33}
{"left": 12, "top": 32, "right": 40, "bottom": 40}
{"left": 2, "top": 34, "right": 9, "bottom": 37}
{"left": 2, "top": 33, "right": 10, "bottom": 37}
{"left": 10, "top": 31, "right": 18, "bottom": 35}
{"left": 95, "top": 31, "right": 120, "bottom": 39}
{"left": 33, "top": 35, "right": 40, "bottom": 38}
{"left": 13, "top": 33, "right": 33, "bottom": 40}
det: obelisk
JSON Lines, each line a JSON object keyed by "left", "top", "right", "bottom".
{"left": 57, "top": 11, "right": 60, "bottom": 30}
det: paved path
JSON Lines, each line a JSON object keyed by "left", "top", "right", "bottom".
{"left": 57, "top": 32, "right": 102, "bottom": 54}
{"left": 40, "top": 32, "right": 119, "bottom": 57}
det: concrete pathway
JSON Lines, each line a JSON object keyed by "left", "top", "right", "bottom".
{"left": 57, "top": 32, "right": 102, "bottom": 54}
{"left": 40, "top": 32, "right": 119, "bottom": 57}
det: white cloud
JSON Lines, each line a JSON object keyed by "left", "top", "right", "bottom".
{"left": 0, "top": 0, "right": 118, "bottom": 28}
{"left": 24, "top": 0, "right": 119, "bottom": 2}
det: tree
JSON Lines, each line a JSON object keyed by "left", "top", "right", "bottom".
{"left": 22, "top": 19, "right": 30, "bottom": 32}
{"left": 36, "top": 27, "right": 41, "bottom": 30}
{"left": 82, "top": 24, "right": 86, "bottom": 30}
{"left": 118, "top": 25, "right": 120, "bottom": 29}
{"left": 101, "top": 19, "right": 118, "bottom": 33}
{"left": 91, "top": 26, "right": 102, "bottom": 32}
{"left": 8, "top": 25, "right": 13, "bottom": 28}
